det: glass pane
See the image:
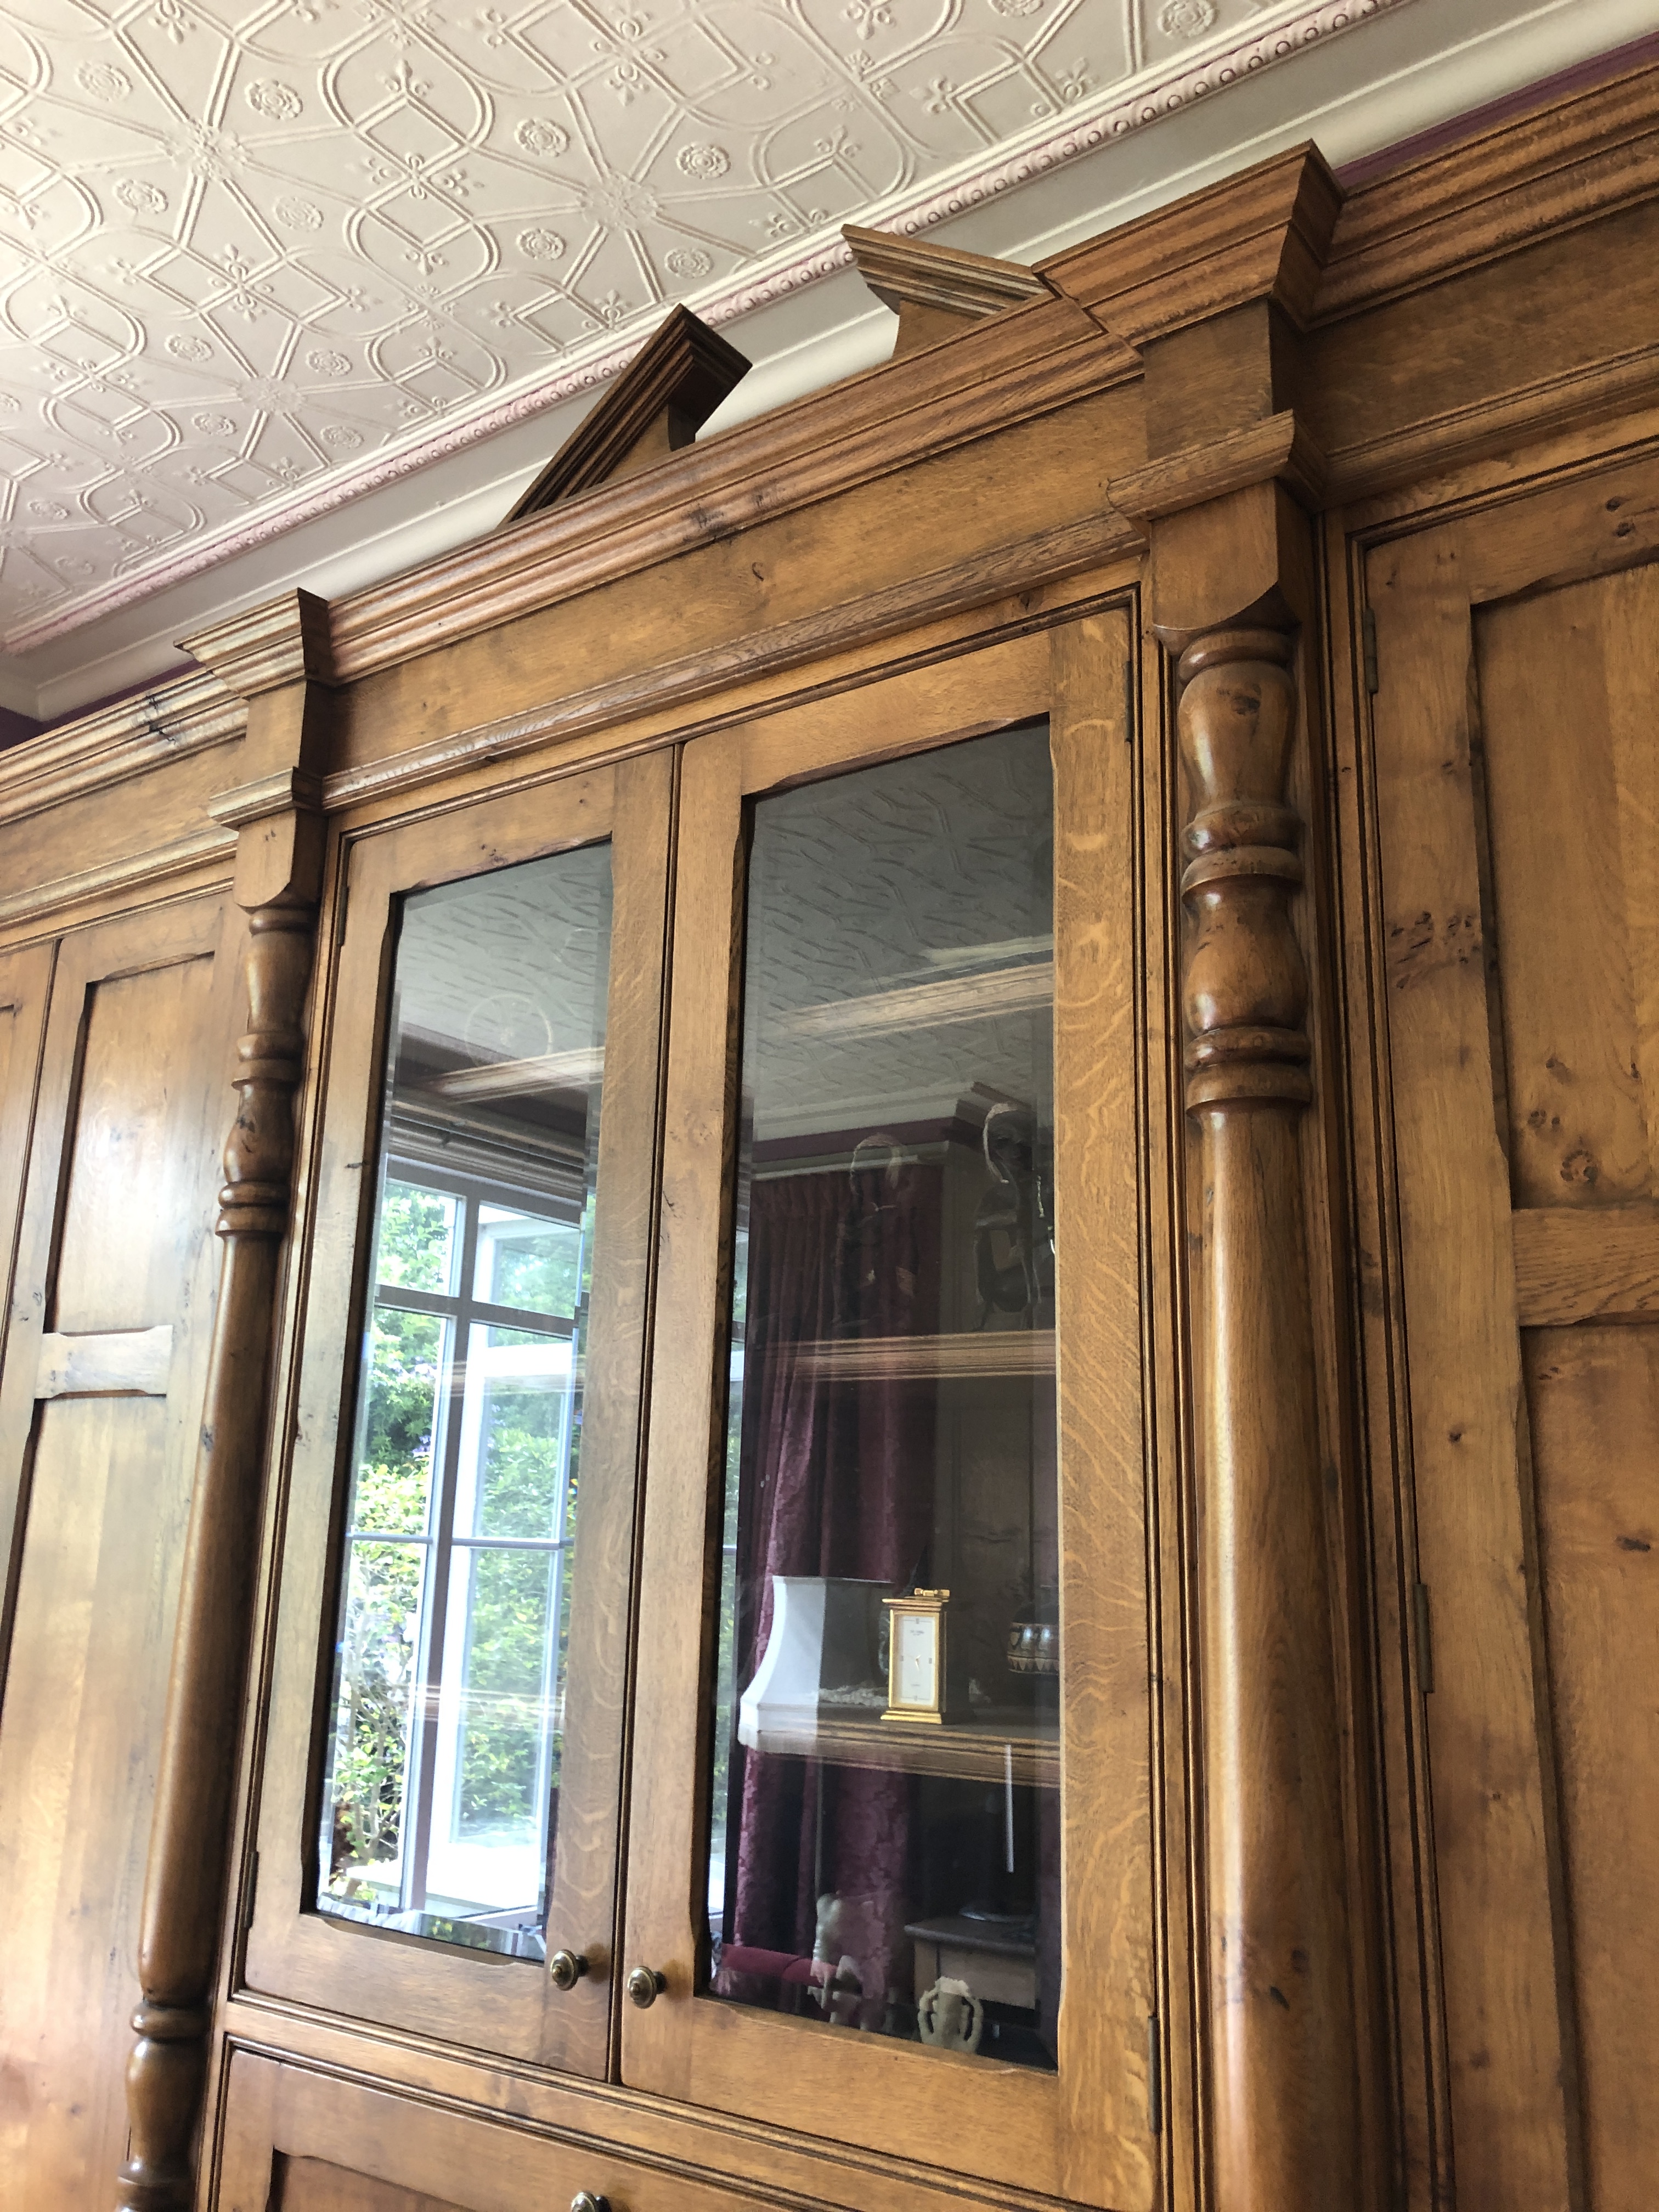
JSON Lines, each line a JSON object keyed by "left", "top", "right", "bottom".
{"left": 426, "top": 1544, "right": 561, "bottom": 1916}
{"left": 707, "top": 724, "right": 1060, "bottom": 2072}
{"left": 376, "top": 1180, "right": 459, "bottom": 1294}
{"left": 318, "top": 839, "right": 610, "bottom": 1960}
{"left": 321, "top": 1538, "right": 428, "bottom": 1913}
{"left": 463, "top": 1323, "right": 573, "bottom": 1541}
{"left": 473, "top": 1202, "right": 584, "bottom": 1317}
{"left": 351, "top": 1308, "right": 445, "bottom": 1534}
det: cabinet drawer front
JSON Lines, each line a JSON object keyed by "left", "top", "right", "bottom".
{"left": 218, "top": 2052, "right": 741, "bottom": 2212}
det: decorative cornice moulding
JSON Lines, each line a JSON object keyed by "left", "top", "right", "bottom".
{"left": 1314, "top": 54, "right": 1659, "bottom": 319}
{"left": 0, "top": 0, "right": 1413, "bottom": 658}
{"left": 325, "top": 291, "right": 1132, "bottom": 680}
{"left": 1110, "top": 410, "right": 1328, "bottom": 522}
{"left": 180, "top": 589, "right": 335, "bottom": 698}
{"left": 0, "top": 669, "right": 244, "bottom": 827}
{"left": 1040, "top": 143, "right": 1345, "bottom": 343}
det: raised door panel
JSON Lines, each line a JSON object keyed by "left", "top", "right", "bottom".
{"left": 216, "top": 2051, "right": 738, "bottom": 2212}
{"left": 248, "top": 754, "right": 668, "bottom": 2075}
{"left": 622, "top": 624, "right": 1156, "bottom": 2209}
{"left": 0, "top": 899, "right": 241, "bottom": 2210}
{"left": 1366, "top": 462, "right": 1659, "bottom": 2211}
{"left": 276, "top": 2162, "right": 467, "bottom": 2212}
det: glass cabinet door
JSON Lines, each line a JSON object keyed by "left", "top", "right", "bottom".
{"left": 247, "top": 753, "right": 669, "bottom": 2074}
{"left": 624, "top": 627, "right": 1157, "bottom": 2207}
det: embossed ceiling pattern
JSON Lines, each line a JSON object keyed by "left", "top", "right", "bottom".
{"left": 0, "top": 0, "right": 1403, "bottom": 648}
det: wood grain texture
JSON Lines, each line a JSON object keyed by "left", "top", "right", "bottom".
{"left": 218, "top": 2051, "right": 744, "bottom": 2212}
{"left": 1173, "top": 626, "right": 1358, "bottom": 2212}
{"left": 324, "top": 518, "right": 1136, "bottom": 819}
{"left": 504, "top": 304, "right": 751, "bottom": 520}
{"left": 1322, "top": 338, "right": 1659, "bottom": 507}
{"left": 1317, "top": 60, "right": 1659, "bottom": 324}
{"left": 1523, "top": 1323, "right": 1659, "bottom": 2212}
{"left": 0, "top": 673, "right": 241, "bottom": 834}
{"left": 1366, "top": 522, "right": 1578, "bottom": 2211}
{"left": 0, "top": 940, "right": 53, "bottom": 1677}
{"left": 117, "top": 883, "right": 320, "bottom": 2212}
{"left": 181, "top": 591, "right": 335, "bottom": 700}
{"left": 1048, "top": 610, "right": 1158, "bottom": 2210}
{"left": 275, "top": 2155, "right": 467, "bottom": 2212}
{"left": 1039, "top": 144, "right": 1342, "bottom": 343}
{"left": 0, "top": 900, "right": 238, "bottom": 2212}
{"left": 1476, "top": 566, "right": 1659, "bottom": 1210}
{"left": 1324, "top": 512, "right": 1452, "bottom": 2212}
{"left": 1110, "top": 412, "right": 1326, "bottom": 527}
{"left": 0, "top": 826, "right": 238, "bottom": 936}
{"left": 325, "top": 295, "right": 1132, "bottom": 685}
{"left": 1513, "top": 1206, "right": 1659, "bottom": 1324}
{"left": 35, "top": 1325, "right": 173, "bottom": 1398}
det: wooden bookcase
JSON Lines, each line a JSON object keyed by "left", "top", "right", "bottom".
{"left": 3, "top": 59, "right": 1659, "bottom": 2212}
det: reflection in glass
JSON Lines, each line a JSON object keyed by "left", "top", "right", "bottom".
{"left": 707, "top": 724, "right": 1060, "bottom": 2070}
{"left": 319, "top": 842, "right": 611, "bottom": 1959}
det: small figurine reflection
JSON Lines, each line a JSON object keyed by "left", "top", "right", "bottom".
{"left": 808, "top": 1889, "right": 910, "bottom": 2034}
{"left": 973, "top": 1098, "right": 1055, "bottom": 1328}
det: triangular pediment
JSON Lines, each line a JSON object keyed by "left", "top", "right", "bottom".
{"left": 504, "top": 304, "right": 751, "bottom": 524}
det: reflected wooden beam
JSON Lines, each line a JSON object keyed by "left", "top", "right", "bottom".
{"left": 795, "top": 1329, "right": 1054, "bottom": 1381}
{"left": 785, "top": 960, "right": 1052, "bottom": 1040}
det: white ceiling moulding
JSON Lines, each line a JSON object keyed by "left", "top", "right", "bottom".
{"left": 1, "top": 0, "right": 1413, "bottom": 661}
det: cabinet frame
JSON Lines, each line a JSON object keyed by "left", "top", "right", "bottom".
{"left": 245, "top": 751, "right": 672, "bottom": 2075}
{"left": 620, "top": 619, "right": 1159, "bottom": 2208}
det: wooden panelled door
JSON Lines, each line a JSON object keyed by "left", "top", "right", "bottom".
{"left": 1367, "top": 459, "right": 1659, "bottom": 2211}
{"left": 0, "top": 897, "right": 245, "bottom": 2208}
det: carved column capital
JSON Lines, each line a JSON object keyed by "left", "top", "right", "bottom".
{"left": 216, "top": 906, "right": 313, "bottom": 1240}
{"left": 1176, "top": 626, "right": 1312, "bottom": 1112}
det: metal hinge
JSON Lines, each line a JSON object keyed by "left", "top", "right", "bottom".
{"left": 336, "top": 868, "right": 349, "bottom": 946}
{"left": 1147, "top": 2012, "right": 1163, "bottom": 2135}
{"left": 1414, "top": 1581, "right": 1435, "bottom": 1695}
{"left": 1362, "top": 606, "right": 1380, "bottom": 696}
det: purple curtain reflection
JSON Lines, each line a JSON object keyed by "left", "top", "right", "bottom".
{"left": 720, "top": 1153, "right": 941, "bottom": 2025}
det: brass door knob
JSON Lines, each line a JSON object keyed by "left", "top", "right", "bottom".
{"left": 549, "top": 1949, "right": 590, "bottom": 1991}
{"left": 625, "top": 1965, "right": 666, "bottom": 2008}
{"left": 570, "top": 2194, "right": 611, "bottom": 2212}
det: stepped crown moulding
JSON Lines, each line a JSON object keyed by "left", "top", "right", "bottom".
{"left": 844, "top": 225, "right": 1048, "bottom": 357}
{"left": 0, "top": 0, "right": 1418, "bottom": 658}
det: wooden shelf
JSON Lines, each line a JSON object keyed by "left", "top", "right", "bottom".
{"left": 795, "top": 1329, "right": 1054, "bottom": 1382}
{"left": 743, "top": 1707, "right": 1058, "bottom": 1787}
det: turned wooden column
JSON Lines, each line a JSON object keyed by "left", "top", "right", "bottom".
{"left": 117, "top": 592, "right": 331, "bottom": 2212}
{"left": 116, "top": 898, "right": 315, "bottom": 2212}
{"left": 1177, "top": 621, "right": 1357, "bottom": 2209}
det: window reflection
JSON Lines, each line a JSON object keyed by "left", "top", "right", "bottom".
{"left": 707, "top": 725, "right": 1060, "bottom": 2069}
{"left": 319, "top": 843, "right": 610, "bottom": 1960}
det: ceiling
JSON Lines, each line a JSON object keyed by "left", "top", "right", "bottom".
{"left": 2, "top": 0, "right": 1654, "bottom": 723}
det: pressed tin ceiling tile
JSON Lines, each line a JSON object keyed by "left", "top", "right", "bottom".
{"left": 0, "top": 0, "right": 1407, "bottom": 647}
